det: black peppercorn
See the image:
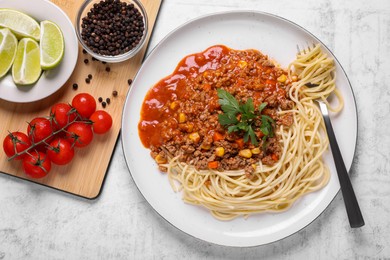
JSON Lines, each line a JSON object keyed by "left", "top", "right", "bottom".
{"left": 86, "top": 78, "right": 91, "bottom": 84}
{"left": 80, "top": 0, "right": 145, "bottom": 56}
{"left": 112, "top": 90, "right": 118, "bottom": 97}
{"left": 88, "top": 74, "right": 93, "bottom": 79}
{"left": 84, "top": 59, "right": 89, "bottom": 64}
{"left": 127, "top": 79, "right": 132, "bottom": 85}
{"left": 106, "top": 98, "right": 111, "bottom": 104}
{"left": 102, "top": 101, "right": 107, "bottom": 108}
{"left": 105, "top": 67, "right": 110, "bottom": 72}
{"left": 83, "top": 49, "right": 87, "bottom": 54}
{"left": 98, "top": 97, "right": 103, "bottom": 103}
{"left": 72, "top": 83, "right": 78, "bottom": 90}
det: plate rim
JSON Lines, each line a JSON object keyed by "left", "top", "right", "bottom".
{"left": 121, "top": 10, "right": 359, "bottom": 247}
{"left": 0, "top": 0, "right": 79, "bottom": 103}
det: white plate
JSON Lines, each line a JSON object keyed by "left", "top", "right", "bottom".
{"left": 0, "top": 0, "right": 78, "bottom": 103}
{"left": 121, "top": 11, "right": 357, "bottom": 247}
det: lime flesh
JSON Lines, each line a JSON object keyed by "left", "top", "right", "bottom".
{"left": 12, "top": 38, "right": 42, "bottom": 85}
{"left": 0, "top": 8, "right": 40, "bottom": 41}
{"left": 0, "top": 28, "right": 17, "bottom": 78}
{"left": 40, "top": 20, "right": 64, "bottom": 70}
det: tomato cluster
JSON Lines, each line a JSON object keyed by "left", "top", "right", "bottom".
{"left": 2, "top": 93, "right": 113, "bottom": 179}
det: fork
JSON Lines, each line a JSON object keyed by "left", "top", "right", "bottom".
{"left": 297, "top": 44, "right": 364, "bottom": 227}
{"left": 317, "top": 100, "right": 364, "bottom": 228}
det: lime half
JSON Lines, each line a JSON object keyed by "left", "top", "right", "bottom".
{"left": 0, "top": 28, "right": 17, "bottom": 78}
{"left": 12, "top": 38, "right": 42, "bottom": 85}
{"left": 40, "top": 20, "right": 64, "bottom": 70}
{"left": 0, "top": 9, "right": 40, "bottom": 41}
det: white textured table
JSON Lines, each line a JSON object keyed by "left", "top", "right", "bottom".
{"left": 1, "top": 0, "right": 389, "bottom": 259}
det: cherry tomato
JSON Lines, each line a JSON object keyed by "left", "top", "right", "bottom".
{"left": 66, "top": 122, "right": 93, "bottom": 148}
{"left": 47, "top": 138, "right": 75, "bottom": 165}
{"left": 72, "top": 93, "right": 96, "bottom": 118}
{"left": 50, "top": 103, "right": 77, "bottom": 129}
{"left": 22, "top": 151, "right": 51, "bottom": 178}
{"left": 27, "top": 117, "right": 54, "bottom": 143}
{"left": 3, "top": 132, "right": 31, "bottom": 160}
{"left": 90, "top": 110, "right": 113, "bottom": 134}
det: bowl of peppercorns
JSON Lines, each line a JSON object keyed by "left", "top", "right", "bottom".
{"left": 76, "top": 0, "right": 148, "bottom": 63}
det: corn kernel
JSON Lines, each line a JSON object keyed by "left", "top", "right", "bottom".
{"left": 178, "top": 113, "right": 187, "bottom": 123}
{"left": 238, "top": 60, "right": 247, "bottom": 68}
{"left": 188, "top": 132, "right": 200, "bottom": 143}
{"left": 291, "top": 75, "right": 298, "bottom": 82}
{"left": 277, "top": 74, "right": 287, "bottom": 83}
{"left": 215, "top": 147, "right": 225, "bottom": 157}
{"left": 170, "top": 101, "right": 179, "bottom": 110}
{"left": 155, "top": 154, "right": 167, "bottom": 164}
{"left": 201, "top": 142, "right": 211, "bottom": 150}
{"left": 239, "top": 149, "right": 252, "bottom": 158}
{"left": 251, "top": 147, "right": 261, "bottom": 155}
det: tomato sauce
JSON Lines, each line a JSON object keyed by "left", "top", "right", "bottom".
{"left": 139, "top": 45, "right": 288, "bottom": 150}
{"left": 139, "top": 46, "right": 228, "bottom": 147}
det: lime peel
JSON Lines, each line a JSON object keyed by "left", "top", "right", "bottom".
{"left": 40, "top": 20, "right": 64, "bottom": 70}
{"left": 0, "top": 28, "right": 17, "bottom": 78}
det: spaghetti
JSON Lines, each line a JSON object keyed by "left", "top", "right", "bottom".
{"left": 138, "top": 44, "right": 343, "bottom": 220}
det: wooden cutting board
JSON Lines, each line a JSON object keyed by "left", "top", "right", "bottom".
{"left": 0, "top": 0, "right": 162, "bottom": 199}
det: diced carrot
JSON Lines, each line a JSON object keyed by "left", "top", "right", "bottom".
{"left": 271, "top": 153, "right": 279, "bottom": 161}
{"left": 266, "top": 79, "right": 276, "bottom": 86}
{"left": 208, "top": 161, "right": 219, "bottom": 169}
{"left": 203, "top": 83, "right": 211, "bottom": 91}
{"left": 213, "top": 132, "right": 225, "bottom": 142}
{"left": 235, "top": 138, "right": 244, "bottom": 149}
{"left": 237, "top": 78, "right": 244, "bottom": 86}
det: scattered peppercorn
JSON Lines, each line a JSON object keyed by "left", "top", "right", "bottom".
{"left": 106, "top": 98, "right": 111, "bottom": 104}
{"left": 86, "top": 78, "right": 90, "bottom": 84}
{"left": 92, "top": 57, "right": 97, "bottom": 61}
{"left": 112, "top": 90, "right": 118, "bottom": 97}
{"left": 88, "top": 74, "right": 93, "bottom": 79}
{"left": 98, "top": 97, "right": 103, "bottom": 103}
{"left": 80, "top": 0, "right": 145, "bottom": 56}
{"left": 102, "top": 101, "right": 107, "bottom": 108}
{"left": 72, "top": 83, "right": 78, "bottom": 90}
{"left": 127, "top": 79, "right": 132, "bottom": 85}
{"left": 83, "top": 49, "right": 87, "bottom": 54}
{"left": 84, "top": 59, "right": 89, "bottom": 64}
{"left": 105, "top": 67, "right": 111, "bottom": 72}
{"left": 102, "top": 61, "right": 107, "bottom": 64}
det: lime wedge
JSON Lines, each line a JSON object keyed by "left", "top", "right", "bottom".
{"left": 40, "top": 20, "right": 64, "bottom": 70}
{"left": 12, "top": 38, "right": 42, "bottom": 85}
{"left": 0, "top": 28, "right": 17, "bottom": 78}
{"left": 0, "top": 9, "right": 40, "bottom": 41}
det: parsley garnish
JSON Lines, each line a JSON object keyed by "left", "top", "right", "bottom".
{"left": 217, "top": 89, "right": 275, "bottom": 146}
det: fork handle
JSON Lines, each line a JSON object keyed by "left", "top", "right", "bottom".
{"left": 318, "top": 102, "right": 365, "bottom": 228}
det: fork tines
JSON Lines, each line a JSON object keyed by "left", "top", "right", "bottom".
{"left": 296, "top": 42, "right": 317, "bottom": 55}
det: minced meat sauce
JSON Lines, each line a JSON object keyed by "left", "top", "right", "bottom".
{"left": 138, "top": 45, "right": 294, "bottom": 177}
